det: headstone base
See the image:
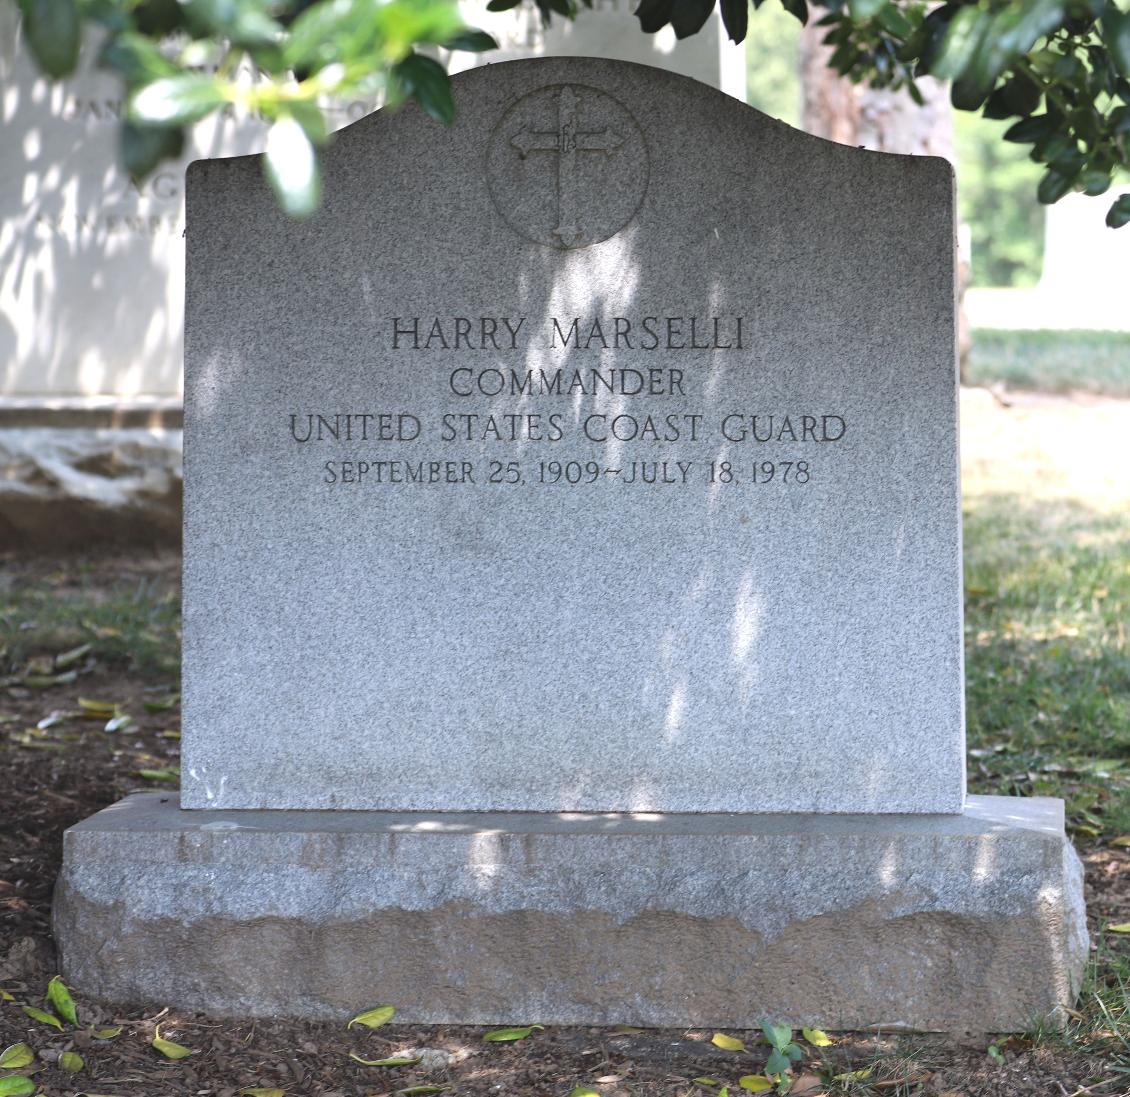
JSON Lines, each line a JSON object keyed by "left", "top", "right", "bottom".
{"left": 54, "top": 793, "right": 1086, "bottom": 1032}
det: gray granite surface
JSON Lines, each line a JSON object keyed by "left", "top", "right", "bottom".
{"left": 183, "top": 57, "right": 963, "bottom": 813}
{"left": 55, "top": 793, "right": 1087, "bottom": 1030}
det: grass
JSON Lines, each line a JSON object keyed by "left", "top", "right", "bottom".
{"left": 966, "top": 328, "right": 1130, "bottom": 397}
{"left": 0, "top": 559, "right": 180, "bottom": 681}
{"left": 960, "top": 389, "right": 1130, "bottom": 1079}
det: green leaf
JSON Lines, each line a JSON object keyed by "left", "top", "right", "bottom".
{"left": 877, "top": 5, "right": 911, "bottom": 36}
{"left": 265, "top": 115, "right": 321, "bottom": 218}
{"left": 671, "top": 0, "right": 715, "bottom": 39}
{"left": 780, "top": 0, "right": 807, "bottom": 25}
{"left": 143, "top": 693, "right": 181, "bottom": 713}
{"left": 60, "top": 1049, "right": 84, "bottom": 1072}
{"left": 347, "top": 1004, "right": 396, "bottom": 1029}
{"left": 0, "top": 1043, "right": 34, "bottom": 1069}
{"left": 486, "top": 0, "right": 522, "bottom": 9}
{"left": 90, "top": 1026, "right": 124, "bottom": 1039}
{"left": 0, "top": 1078, "right": 36, "bottom": 1097}
{"left": 483, "top": 1024, "right": 543, "bottom": 1041}
{"left": 848, "top": 0, "right": 885, "bottom": 22}
{"left": 932, "top": 6, "right": 986, "bottom": 81}
{"left": 1106, "top": 194, "right": 1130, "bottom": 228}
{"left": 719, "top": 0, "right": 748, "bottom": 43}
{"left": 20, "top": 0, "right": 81, "bottom": 77}
{"left": 107, "top": 113, "right": 174, "bottom": 178}
{"left": 240, "top": 1089, "right": 285, "bottom": 1097}
{"left": 760, "top": 1022, "right": 791, "bottom": 1050}
{"left": 349, "top": 1054, "right": 421, "bottom": 1066}
{"left": 129, "top": 74, "right": 227, "bottom": 126}
{"left": 394, "top": 53, "right": 455, "bottom": 125}
{"left": 23, "top": 1004, "right": 62, "bottom": 1029}
{"left": 47, "top": 975, "right": 77, "bottom": 1025}
{"left": 635, "top": 0, "right": 675, "bottom": 33}
{"left": 396, "top": 1088, "right": 446, "bottom": 1096}
{"left": 711, "top": 1032, "right": 746, "bottom": 1052}
{"left": 98, "top": 31, "right": 178, "bottom": 83}
{"left": 801, "top": 1028, "right": 832, "bottom": 1047}
{"left": 444, "top": 29, "right": 499, "bottom": 51}
{"left": 152, "top": 1027, "right": 194, "bottom": 1059}
{"left": 765, "top": 1049, "right": 790, "bottom": 1075}
{"left": 568, "top": 1088, "right": 601, "bottom": 1097}
{"left": 1104, "top": 7, "right": 1130, "bottom": 78}
{"left": 738, "top": 1077, "right": 773, "bottom": 1093}
{"left": 137, "top": 766, "right": 179, "bottom": 782}
{"left": 1037, "top": 167, "right": 1072, "bottom": 204}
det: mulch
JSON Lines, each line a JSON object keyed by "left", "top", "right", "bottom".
{"left": 1, "top": 553, "right": 1127, "bottom": 1097}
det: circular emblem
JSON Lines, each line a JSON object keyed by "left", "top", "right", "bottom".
{"left": 487, "top": 83, "right": 649, "bottom": 250}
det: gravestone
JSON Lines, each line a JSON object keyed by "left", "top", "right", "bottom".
{"left": 55, "top": 57, "right": 1087, "bottom": 1031}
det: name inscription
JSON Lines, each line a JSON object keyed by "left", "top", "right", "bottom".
{"left": 287, "top": 311, "right": 851, "bottom": 492}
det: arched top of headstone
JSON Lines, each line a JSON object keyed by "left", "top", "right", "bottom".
{"left": 188, "top": 56, "right": 954, "bottom": 261}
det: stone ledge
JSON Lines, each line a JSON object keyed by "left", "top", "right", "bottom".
{"left": 54, "top": 793, "right": 1087, "bottom": 1032}
{"left": 0, "top": 426, "right": 182, "bottom": 548}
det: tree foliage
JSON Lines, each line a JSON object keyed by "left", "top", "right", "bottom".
{"left": 8, "top": 0, "right": 1130, "bottom": 225}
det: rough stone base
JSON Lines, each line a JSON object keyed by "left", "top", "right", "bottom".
{"left": 54, "top": 793, "right": 1087, "bottom": 1032}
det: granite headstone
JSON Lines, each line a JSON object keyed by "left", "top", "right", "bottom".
{"left": 181, "top": 57, "right": 964, "bottom": 815}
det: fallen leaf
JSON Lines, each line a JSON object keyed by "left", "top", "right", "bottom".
{"left": 738, "top": 1076, "right": 773, "bottom": 1093}
{"left": 55, "top": 643, "right": 92, "bottom": 669}
{"left": 0, "top": 990, "right": 14, "bottom": 1000}
{"left": 152, "top": 1026, "right": 193, "bottom": 1059}
{"left": 0, "top": 1043, "right": 34, "bottom": 1069}
{"left": 78, "top": 698, "right": 118, "bottom": 719}
{"left": 790, "top": 1074, "right": 825, "bottom": 1095}
{"left": 47, "top": 975, "right": 78, "bottom": 1025}
{"left": 347, "top": 1005, "right": 396, "bottom": 1029}
{"left": 611, "top": 1025, "right": 643, "bottom": 1034}
{"left": 22, "top": 1004, "right": 62, "bottom": 1029}
{"left": 104, "top": 714, "right": 133, "bottom": 733}
{"left": 1108, "top": 922, "right": 1130, "bottom": 933}
{"left": 137, "top": 766, "right": 180, "bottom": 782}
{"left": 144, "top": 693, "right": 181, "bottom": 712}
{"left": 349, "top": 1055, "right": 421, "bottom": 1067}
{"left": 0, "top": 1078, "right": 36, "bottom": 1097}
{"left": 568, "top": 1088, "right": 601, "bottom": 1097}
{"left": 60, "top": 1050, "right": 85, "bottom": 1072}
{"left": 90, "top": 1026, "right": 123, "bottom": 1039}
{"left": 396, "top": 1087, "right": 446, "bottom": 1096}
{"left": 1110, "top": 836, "right": 1130, "bottom": 848}
{"left": 483, "top": 1025, "right": 543, "bottom": 1042}
{"left": 801, "top": 1027, "right": 832, "bottom": 1047}
{"left": 692, "top": 1080, "right": 720, "bottom": 1088}
{"left": 240, "top": 1089, "right": 285, "bottom": 1097}
{"left": 710, "top": 1033, "right": 746, "bottom": 1052}
{"left": 832, "top": 1068, "right": 873, "bottom": 1082}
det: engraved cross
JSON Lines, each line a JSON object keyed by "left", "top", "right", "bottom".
{"left": 510, "top": 86, "right": 624, "bottom": 247}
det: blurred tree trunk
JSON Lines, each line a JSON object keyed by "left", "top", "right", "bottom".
{"left": 800, "top": 23, "right": 971, "bottom": 377}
